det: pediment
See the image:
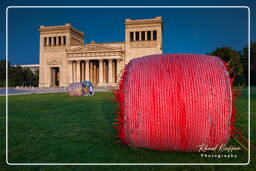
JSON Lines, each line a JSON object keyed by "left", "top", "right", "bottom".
{"left": 68, "top": 43, "right": 122, "bottom": 53}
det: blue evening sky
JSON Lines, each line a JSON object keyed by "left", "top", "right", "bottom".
{"left": 0, "top": 0, "right": 255, "bottom": 65}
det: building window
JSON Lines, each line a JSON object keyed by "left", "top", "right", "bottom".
{"left": 49, "top": 37, "right": 52, "bottom": 46}
{"left": 147, "top": 31, "right": 151, "bottom": 41}
{"left": 130, "top": 32, "right": 134, "bottom": 41}
{"left": 44, "top": 37, "right": 47, "bottom": 46}
{"left": 58, "top": 36, "right": 62, "bottom": 45}
{"left": 63, "top": 36, "right": 66, "bottom": 45}
{"left": 141, "top": 31, "right": 145, "bottom": 41}
{"left": 153, "top": 30, "right": 157, "bottom": 40}
{"left": 135, "top": 31, "right": 139, "bottom": 41}
{"left": 53, "top": 37, "right": 56, "bottom": 46}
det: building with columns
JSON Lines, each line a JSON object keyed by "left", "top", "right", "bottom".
{"left": 38, "top": 16, "right": 163, "bottom": 87}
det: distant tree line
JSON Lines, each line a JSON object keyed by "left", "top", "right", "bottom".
{"left": 0, "top": 60, "right": 39, "bottom": 87}
{"left": 208, "top": 41, "right": 256, "bottom": 86}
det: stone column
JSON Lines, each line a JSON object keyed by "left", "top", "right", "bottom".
{"left": 93, "top": 62, "right": 97, "bottom": 84}
{"left": 47, "top": 37, "right": 50, "bottom": 46}
{"left": 90, "top": 61, "right": 93, "bottom": 82}
{"left": 81, "top": 61, "right": 85, "bottom": 81}
{"left": 116, "top": 59, "right": 121, "bottom": 80}
{"left": 56, "top": 36, "right": 59, "bottom": 46}
{"left": 73, "top": 62, "right": 76, "bottom": 82}
{"left": 99, "top": 59, "right": 103, "bottom": 84}
{"left": 108, "top": 59, "right": 113, "bottom": 83}
{"left": 85, "top": 60, "right": 89, "bottom": 81}
{"left": 103, "top": 61, "right": 107, "bottom": 83}
{"left": 151, "top": 31, "right": 153, "bottom": 41}
{"left": 76, "top": 60, "right": 81, "bottom": 82}
{"left": 61, "top": 36, "right": 64, "bottom": 45}
{"left": 69, "top": 61, "right": 73, "bottom": 83}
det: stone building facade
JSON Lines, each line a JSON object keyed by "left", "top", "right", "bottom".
{"left": 39, "top": 16, "right": 163, "bottom": 87}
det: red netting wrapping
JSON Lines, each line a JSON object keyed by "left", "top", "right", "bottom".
{"left": 113, "top": 54, "right": 234, "bottom": 152}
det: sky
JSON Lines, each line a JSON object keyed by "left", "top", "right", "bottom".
{"left": 0, "top": 0, "right": 255, "bottom": 65}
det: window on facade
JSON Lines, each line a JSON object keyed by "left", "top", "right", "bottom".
{"left": 153, "top": 30, "right": 157, "bottom": 40}
{"left": 147, "top": 31, "right": 151, "bottom": 41}
{"left": 141, "top": 31, "right": 145, "bottom": 41}
{"left": 44, "top": 37, "right": 47, "bottom": 46}
{"left": 53, "top": 37, "right": 56, "bottom": 46}
{"left": 58, "top": 36, "right": 62, "bottom": 45}
{"left": 130, "top": 32, "right": 134, "bottom": 41}
{"left": 49, "top": 37, "right": 52, "bottom": 46}
{"left": 63, "top": 36, "right": 66, "bottom": 45}
{"left": 135, "top": 31, "right": 139, "bottom": 41}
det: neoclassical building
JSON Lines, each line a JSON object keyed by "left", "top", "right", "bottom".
{"left": 39, "top": 16, "right": 163, "bottom": 87}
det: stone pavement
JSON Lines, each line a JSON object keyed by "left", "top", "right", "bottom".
{"left": 0, "top": 87, "right": 113, "bottom": 96}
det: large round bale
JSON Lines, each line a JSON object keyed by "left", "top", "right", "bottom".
{"left": 67, "top": 81, "right": 94, "bottom": 96}
{"left": 113, "top": 54, "right": 233, "bottom": 152}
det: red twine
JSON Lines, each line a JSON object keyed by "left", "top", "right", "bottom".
{"left": 113, "top": 54, "right": 234, "bottom": 151}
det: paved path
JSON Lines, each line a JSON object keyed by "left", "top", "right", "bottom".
{"left": 0, "top": 87, "right": 112, "bottom": 96}
{"left": 1, "top": 87, "right": 252, "bottom": 96}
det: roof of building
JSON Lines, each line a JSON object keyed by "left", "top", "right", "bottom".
{"left": 38, "top": 23, "right": 84, "bottom": 37}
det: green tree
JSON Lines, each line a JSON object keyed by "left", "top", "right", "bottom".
{"left": 0, "top": 59, "right": 39, "bottom": 87}
{"left": 241, "top": 41, "right": 256, "bottom": 86}
{"left": 209, "top": 47, "right": 245, "bottom": 86}
{"left": 32, "top": 69, "right": 39, "bottom": 87}
{"left": 0, "top": 59, "right": 9, "bottom": 87}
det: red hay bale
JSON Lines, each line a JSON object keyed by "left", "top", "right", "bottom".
{"left": 113, "top": 54, "right": 234, "bottom": 152}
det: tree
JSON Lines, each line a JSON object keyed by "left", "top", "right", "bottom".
{"left": 241, "top": 41, "right": 256, "bottom": 86}
{"left": 209, "top": 47, "right": 245, "bottom": 86}
{"left": 0, "top": 59, "right": 9, "bottom": 87}
{"left": 0, "top": 59, "right": 39, "bottom": 87}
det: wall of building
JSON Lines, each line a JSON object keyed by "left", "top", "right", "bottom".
{"left": 124, "top": 16, "right": 163, "bottom": 64}
{"left": 38, "top": 17, "right": 163, "bottom": 87}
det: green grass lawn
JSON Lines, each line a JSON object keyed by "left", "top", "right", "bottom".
{"left": 0, "top": 89, "right": 255, "bottom": 170}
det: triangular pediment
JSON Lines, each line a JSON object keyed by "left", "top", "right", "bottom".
{"left": 68, "top": 43, "right": 122, "bottom": 53}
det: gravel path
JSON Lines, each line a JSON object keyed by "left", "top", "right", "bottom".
{"left": 0, "top": 87, "right": 112, "bottom": 96}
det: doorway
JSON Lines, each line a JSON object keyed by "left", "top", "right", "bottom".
{"left": 51, "top": 67, "right": 60, "bottom": 87}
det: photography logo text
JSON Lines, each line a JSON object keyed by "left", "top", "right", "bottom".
{"left": 197, "top": 144, "right": 241, "bottom": 159}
